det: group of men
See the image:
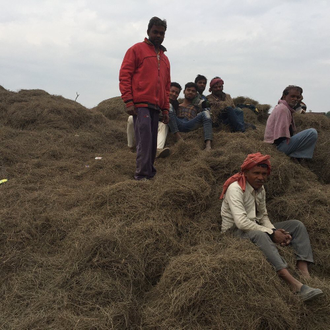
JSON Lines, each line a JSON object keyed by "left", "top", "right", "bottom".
{"left": 119, "top": 17, "right": 323, "bottom": 302}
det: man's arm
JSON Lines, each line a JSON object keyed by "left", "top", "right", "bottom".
{"left": 162, "top": 61, "right": 171, "bottom": 124}
{"left": 119, "top": 47, "right": 136, "bottom": 113}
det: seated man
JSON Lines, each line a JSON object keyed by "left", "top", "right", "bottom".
{"left": 207, "top": 77, "right": 249, "bottom": 132}
{"left": 192, "top": 74, "right": 210, "bottom": 109}
{"left": 264, "top": 85, "right": 317, "bottom": 160}
{"left": 220, "top": 152, "right": 323, "bottom": 302}
{"left": 168, "top": 82, "right": 212, "bottom": 150}
{"left": 127, "top": 82, "right": 182, "bottom": 158}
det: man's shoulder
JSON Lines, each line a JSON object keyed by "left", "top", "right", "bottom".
{"left": 128, "top": 40, "right": 149, "bottom": 50}
{"left": 272, "top": 102, "right": 290, "bottom": 115}
{"left": 226, "top": 181, "right": 243, "bottom": 195}
{"left": 206, "top": 94, "right": 216, "bottom": 102}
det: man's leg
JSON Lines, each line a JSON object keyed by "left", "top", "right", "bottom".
{"left": 149, "top": 110, "right": 159, "bottom": 178}
{"left": 277, "top": 128, "right": 318, "bottom": 159}
{"left": 201, "top": 110, "right": 213, "bottom": 143}
{"left": 156, "top": 122, "right": 170, "bottom": 158}
{"left": 157, "top": 122, "right": 169, "bottom": 149}
{"left": 237, "top": 229, "right": 323, "bottom": 298}
{"left": 134, "top": 108, "right": 158, "bottom": 180}
{"left": 238, "top": 230, "right": 303, "bottom": 291}
{"left": 238, "top": 229, "right": 288, "bottom": 271}
{"left": 274, "top": 220, "right": 314, "bottom": 277}
{"left": 226, "top": 107, "right": 245, "bottom": 132}
{"left": 127, "top": 115, "right": 135, "bottom": 149}
{"left": 180, "top": 111, "right": 213, "bottom": 143}
{"left": 168, "top": 109, "right": 183, "bottom": 141}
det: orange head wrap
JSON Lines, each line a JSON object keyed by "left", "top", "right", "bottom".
{"left": 219, "top": 152, "right": 271, "bottom": 199}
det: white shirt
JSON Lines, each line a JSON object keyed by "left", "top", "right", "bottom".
{"left": 221, "top": 181, "right": 274, "bottom": 234}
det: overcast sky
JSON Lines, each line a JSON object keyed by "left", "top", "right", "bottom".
{"left": 1, "top": 0, "right": 329, "bottom": 112}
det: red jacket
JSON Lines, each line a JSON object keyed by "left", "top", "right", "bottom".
{"left": 119, "top": 38, "right": 171, "bottom": 113}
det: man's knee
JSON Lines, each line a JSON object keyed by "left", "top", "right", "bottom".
{"left": 203, "top": 110, "right": 211, "bottom": 119}
{"left": 234, "top": 107, "right": 243, "bottom": 114}
{"left": 307, "top": 128, "right": 318, "bottom": 141}
{"left": 247, "top": 230, "right": 272, "bottom": 244}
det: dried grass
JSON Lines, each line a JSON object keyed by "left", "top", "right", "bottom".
{"left": 1, "top": 86, "right": 330, "bottom": 329}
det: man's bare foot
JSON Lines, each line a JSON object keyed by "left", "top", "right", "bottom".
{"left": 205, "top": 140, "right": 212, "bottom": 151}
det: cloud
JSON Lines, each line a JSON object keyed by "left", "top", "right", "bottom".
{"left": 0, "top": 0, "right": 329, "bottom": 111}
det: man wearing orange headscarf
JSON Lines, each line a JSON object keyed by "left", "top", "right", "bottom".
{"left": 220, "top": 152, "right": 323, "bottom": 302}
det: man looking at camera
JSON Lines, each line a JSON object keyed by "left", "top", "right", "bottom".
{"left": 220, "top": 152, "right": 323, "bottom": 302}
{"left": 119, "top": 17, "right": 171, "bottom": 180}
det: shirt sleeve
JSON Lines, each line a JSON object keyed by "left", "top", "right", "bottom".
{"left": 226, "top": 184, "right": 274, "bottom": 234}
{"left": 119, "top": 47, "right": 136, "bottom": 108}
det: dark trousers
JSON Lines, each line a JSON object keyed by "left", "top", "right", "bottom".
{"left": 133, "top": 107, "right": 159, "bottom": 180}
{"left": 219, "top": 106, "right": 245, "bottom": 132}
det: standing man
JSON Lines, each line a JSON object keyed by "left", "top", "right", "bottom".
{"left": 119, "top": 17, "right": 171, "bottom": 180}
{"left": 126, "top": 82, "right": 181, "bottom": 158}
{"left": 220, "top": 152, "right": 323, "bottom": 301}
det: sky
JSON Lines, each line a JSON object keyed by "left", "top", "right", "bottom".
{"left": 1, "top": 0, "right": 329, "bottom": 112}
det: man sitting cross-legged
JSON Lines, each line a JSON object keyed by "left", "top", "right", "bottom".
{"left": 168, "top": 82, "right": 213, "bottom": 151}
{"left": 220, "top": 152, "right": 323, "bottom": 302}
{"left": 207, "top": 76, "right": 254, "bottom": 132}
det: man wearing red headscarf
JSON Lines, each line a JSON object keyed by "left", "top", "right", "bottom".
{"left": 206, "top": 76, "right": 249, "bottom": 132}
{"left": 220, "top": 152, "right": 323, "bottom": 302}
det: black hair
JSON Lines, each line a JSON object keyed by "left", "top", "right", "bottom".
{"left": 194, "top": 74, "right": 207, "bottom": 84}
{"left": 147, "top": 17, "right": 167, "bottom": 32}
{"left": 171, "top": 82, "right": 182, "bottom": 90}
{"left": 281, "top": 85, "right": 303, "bottom": 99}
{"left": 257, "top": 163, "right": 269, "bottom": 169}
{"left": 184, "top": 82, "right": 197, "bottom": 91}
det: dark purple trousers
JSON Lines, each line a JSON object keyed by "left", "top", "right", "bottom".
{"left": 133, "top": 107, "right": 159, "bottom": 180}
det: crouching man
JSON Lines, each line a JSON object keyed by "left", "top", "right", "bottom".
{"left": 220, "top": 152, "right": 323, "bottom": 302}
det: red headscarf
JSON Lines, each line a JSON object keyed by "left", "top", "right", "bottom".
{"left": 209, "top": 77, "right": 224, "bottom": 92}
{"left": 219, "top": 152, "right": 271, "bottom": 199}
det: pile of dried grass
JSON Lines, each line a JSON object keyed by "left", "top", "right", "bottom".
{"left": 1, "top": 86, "right": 330, "bottom": 329}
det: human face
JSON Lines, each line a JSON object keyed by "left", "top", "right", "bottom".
{"left": 184, "top": 87, "right": 197, "bottom": 101}
{"left": 147, "top": 25, "right": 165, "bottom": 47}
{"left": 211, "top": 82, "right": 224, "bottom": 97}
{"left": 283, "top": 89, "right": 301, "bottom": 108}
{"left": 196, "top": 79, "right": 207, "bottom": 94}
{"left": 244, "top": 165, "right": 268, "bottom": 190}
{"left": 169, "top": 86, "right": 181, "bottom": 101}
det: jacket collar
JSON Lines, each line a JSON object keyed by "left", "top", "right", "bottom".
{"left": 144, "top": 37, "right": 167, "bottom": 52}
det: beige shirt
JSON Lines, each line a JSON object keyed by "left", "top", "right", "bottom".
{"left": 221, "top": 181, "right": 274, "bottom": 234}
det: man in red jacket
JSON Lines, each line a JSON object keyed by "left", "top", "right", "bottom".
{"left": 119, "top": 17, "right": 171, "bottom": 181}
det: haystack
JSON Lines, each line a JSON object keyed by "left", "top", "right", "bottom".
{"left": 1, "top": 85, "right": 329, "bottom": 329}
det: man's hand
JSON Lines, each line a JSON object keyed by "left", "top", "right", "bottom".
{"left": 126, "top": 106, "right": 137, "bottom": 116}
{"left": 272, "top": 229, "right": 292, "bottom": 246}
{"left": 162, "top": 112, "right": 169, "bottom": 124}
